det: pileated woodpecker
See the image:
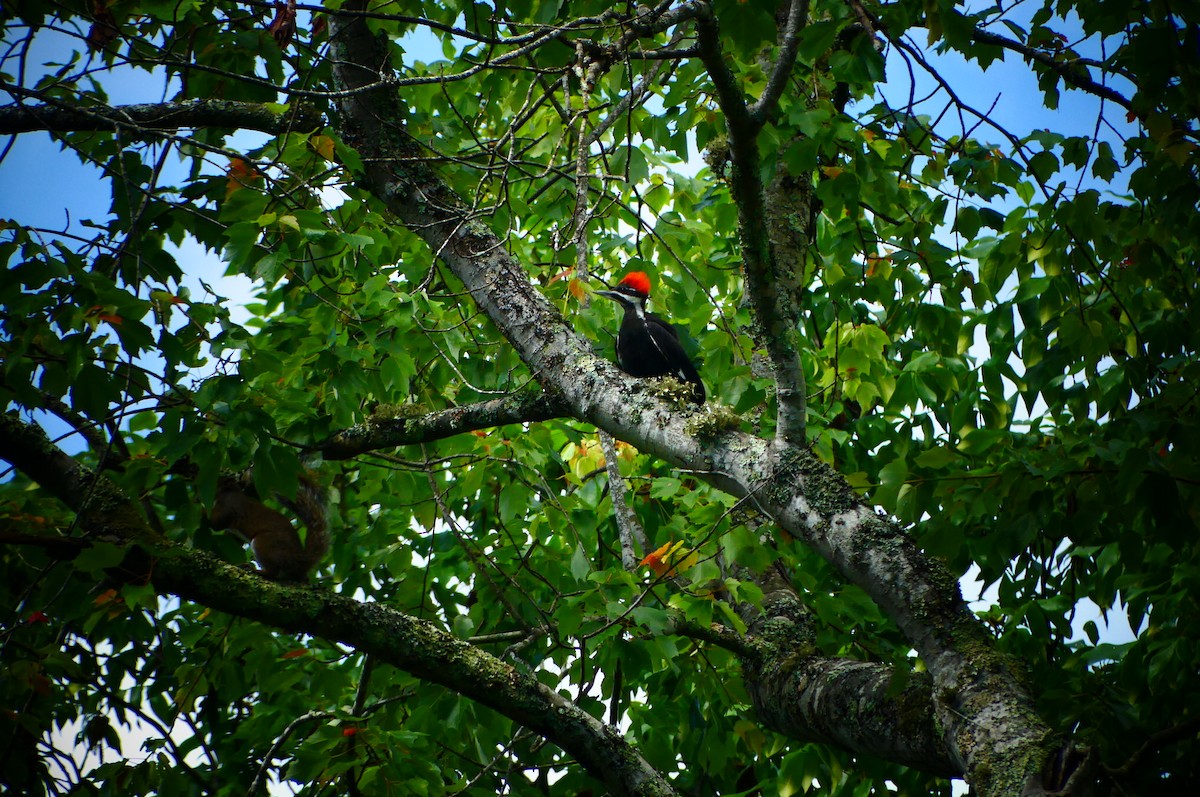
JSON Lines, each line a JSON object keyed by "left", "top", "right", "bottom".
{"left": 596, "top": 271, "right": 706, "bottom": 404}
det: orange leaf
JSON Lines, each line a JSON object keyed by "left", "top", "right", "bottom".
{"left": 567, "top": 277, "right": 586, "bottom": 301}
{"left": 638, "top": 537, "right": 676, "bottom": 576}
{"left": 280, "top": 648, "right": 309, "bottom": 659}
{"left": 641, "top": 541, "right": 679, "bottom": 577}
{"left": 93, "top": 589, "right": 121, "bottom": 607}
{"left": 641, "top": 553, "right": 668, "bottom": 577}
{"left": 226, "top": 158, "right": 262, "bottom": 198}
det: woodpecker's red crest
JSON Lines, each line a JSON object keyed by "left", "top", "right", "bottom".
{"left": 617, "top": 271, "right": 651, "bottom": 298}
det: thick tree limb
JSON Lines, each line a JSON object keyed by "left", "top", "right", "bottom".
{"left": 324, "top": 6, "right": 1062, "bottom": 793}
{"left": 692, "top": 3, "right": 809, "bottom": 446}
{"left": 0, "top": 97, "right": 321, "bottom": 136}
{"left": 0, "top": 412, "right": 962, "bottom": 785}
{"left": 749, "top": 653, "right": 958, "bottom": 776}
{"left": 317, "top": 389, "right": 569, "bottom": 460}
{"left": 732, "top": 541, "right": 959, "bottom": 776}
{"left": 749, "top": 0, "right": 810, "bottom": 123}
{"left": 0, "top": 413, "right": 679, "bottom": 797}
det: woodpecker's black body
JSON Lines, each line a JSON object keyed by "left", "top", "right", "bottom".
{"left": 597, "top": 272, "right": 706, "bottom": 404}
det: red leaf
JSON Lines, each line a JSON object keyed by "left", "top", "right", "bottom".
{"left": 267, "top": 0, "right": 297, "bottom": 50}
{"left": 87, "top": 1, "right": 120, "bottom": 51}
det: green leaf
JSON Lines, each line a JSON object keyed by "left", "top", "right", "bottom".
{"left": 570, "top": 543, "right": 591, "bottom": 582}
{"left": 874, "top": 457, "right": 909, "bottom": 510}
{"left": 914, "top": 447, "right": 959, "bottom": 469}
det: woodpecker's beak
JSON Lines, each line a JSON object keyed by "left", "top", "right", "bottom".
{"left": 595, "top": 289, "right": 622, "bottom": 302}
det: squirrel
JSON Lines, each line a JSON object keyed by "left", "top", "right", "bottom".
{"left": 209, "top": 473, "right": 329, "bottom": 583}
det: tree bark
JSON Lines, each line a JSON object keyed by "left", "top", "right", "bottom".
{"left": 0, "top": 98, "right": 320, "bottom": 136}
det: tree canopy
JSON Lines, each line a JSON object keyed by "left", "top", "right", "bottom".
{"left": 1, "top": 0, "right": 1197, "bottom": 795}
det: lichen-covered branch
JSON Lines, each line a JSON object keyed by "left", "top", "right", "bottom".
{"left": 733, "top": 550, "right": 959, "bottom": 777}
{"left": 0, "top": 97, "right": 321, "bottom": 136}
{"left": 317, "top": 389, "right": 569, "bottom": 460}
{"left": 748, "top": 652, "right": 958, "bottom": 776}
{"left": 692, "top": 3, "right": 809, "bottom": 446}
{"left": 749, "top": 0, "right": 810, "bottom": 122}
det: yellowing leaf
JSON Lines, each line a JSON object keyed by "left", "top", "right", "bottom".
{"left": 93, "top": 588, "right": 121, "bottom": 607}
{"left": 567, "top": 277, "right": 586, "bottom": 301}
{"left": 309, "top": 134, "right": 336, "bottom": 161}
{"left": 734, "top": 719, "right": 767, "bottom": 754}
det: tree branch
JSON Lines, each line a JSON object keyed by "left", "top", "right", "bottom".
{"left": 0, "top": 97, "right": 321, "bottom": 137}
{"left": 969, "top": 28, "right": 1133, "bottom": 112}
{"left": 1105, "top": 715, "right": 1200, "bottom": 778}
{"left": 733, "top": 555, "right": 959, "bottom": 776}
{"left": 750, "top": 652, "right": 958, "bottom": 776}
{"left": 0, "top": 413, "right": 679, "bottom": 797}
{"left": 749, "top": 0, "right": 810, "bottom": 123}
{"left": 693, "top": 3, "right": 809, "bottom": 446}
{"left": 861, "top": 6, "right": 1134, "bottom": 113}
{"left": 599, "top": 430, "right": 647, "bottom": 570}
{"left": 317, "top": 389, "right": 570, "bottom": 460}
